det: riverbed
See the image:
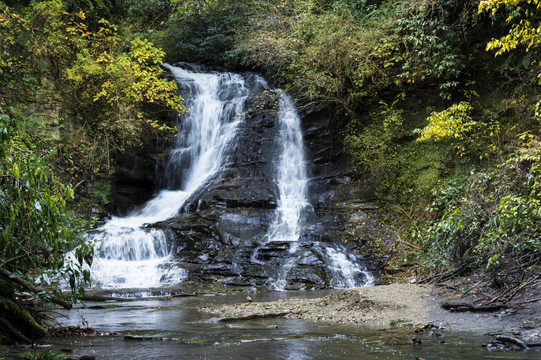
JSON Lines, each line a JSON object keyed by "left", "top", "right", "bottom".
{"left": 3, "top": 285, "right": 539, "bottom": 360}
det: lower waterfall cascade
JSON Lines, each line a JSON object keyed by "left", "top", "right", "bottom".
{"left": 86, "top": 63, "right": 373, "bottom": 292}
{"left": 259, "top": 92, "right": 373, "bottom": 290}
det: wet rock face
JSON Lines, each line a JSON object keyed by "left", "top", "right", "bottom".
{"left": 136, "top": 73, "right": 385, "bottom": 289}
{"left": 112, "top": 109, "right": 176, "bottom": 215}
{"left": 113, "top": 151, "right": 160, "bottom": 214}
{"left": 157, "top": 88, "right": 286, "bottom": 286}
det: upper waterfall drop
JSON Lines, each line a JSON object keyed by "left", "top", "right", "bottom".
{"left": 162, "top": 64, "right": 249, "bottom": 191}
{"left": 88, "top": 64, "right": 250, "bottom": 290}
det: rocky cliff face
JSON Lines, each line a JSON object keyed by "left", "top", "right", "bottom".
{"left": 112, "top": 69, "right": 388, "bottom": 289}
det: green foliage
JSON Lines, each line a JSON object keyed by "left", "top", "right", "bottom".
{"left": 343, "top": 96, "right": 453, "bottom": 213}
{"left": 119, "top": 0, "right": 176, "bottom": 29}
{"left": 25, "top": 350, "right": 65, "bottom": 360}
{"left": 66, "top": 31, "right": 183, "bottom": 149}
{"left": 391, "top": 141, "right": 450, "bottom": 206}
{"left": 0, "top": 106, "right": 93, "bottom": 301}
{"left": 420, "top": 133, "right": 541, "bottom": 270}
{"left": 0, "top": 2, "right": 184, "bottom": 183}
{"left": 161, "top": 0, "right": 255, "bottom": 65}
{"left": 91, "top": 178, "right": 112, "bottom": 205}
{"left": 0, "top": 3, "right": 35, "bottom": 97}
{"left": 239, "top": 3, "right": 402, "bottom": 113}
{"left": 59, "top": 17, "right": 183, "bottom": 179}
{"left": 64, "top": 0, "right": 116, "bottom": 22}
{"left": 236, "top": 0, "right": 475, "bottom": 112}
{"left": 24, "top": 0, "right": 86, "bottom": 73}
{"left": 344, "top": 100, "right": 404, "bottom": 175}
{"left": 397, "top": 0, "right": 470, "bottom": 99}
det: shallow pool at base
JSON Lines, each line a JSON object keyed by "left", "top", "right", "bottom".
{"left": 27, "top": 289, "right": 540, "bottom": 360}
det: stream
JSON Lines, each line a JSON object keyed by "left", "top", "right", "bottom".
{"left": 15, "top": 64, "right": 538, "bottom": 359}
{"left": 26, "top": 287, "right": 537, "bottom": 359}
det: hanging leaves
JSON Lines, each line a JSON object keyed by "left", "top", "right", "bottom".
{"left": 0, "top": 108, "right": 93, "bottom": 302}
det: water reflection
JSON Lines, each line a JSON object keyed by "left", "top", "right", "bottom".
{"left": 29, "top": 289, "right": 539, "bottom": 360}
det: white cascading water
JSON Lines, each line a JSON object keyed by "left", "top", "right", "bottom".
{"left": 267, "top": 93, "right": 373, "bottom": 290}
{"left": 325, "top": 247, "right": 374, "bottom": 288}
{"left": 89, "top": 64, "right": 249, "bottom": 290}
{"left": 266, "top": 92, "right": 310, "bottom": 242}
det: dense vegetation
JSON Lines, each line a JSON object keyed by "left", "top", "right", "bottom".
{"left": 1, "top": 0, "right": 540, "bottom": 346}
{"left": 155, "top": 0, "right": 540, "bottom": 284}
{"left": 0, "top": 0, "right": 184, "bottom": 344}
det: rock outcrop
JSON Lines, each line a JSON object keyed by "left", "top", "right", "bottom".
{"left": 114, "top": 67, "right": 390, "bottom": 289}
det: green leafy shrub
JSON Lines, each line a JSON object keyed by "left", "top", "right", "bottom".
{"left": 344, "top": 100, "right": 404, "bottom": 175}
{"left": 119, "top": 0, "right": 176, "bottom": 30}
{"left": 62, "top": 19, "right": 183, "bottom": 179}
{"left": 25, "top": 350, "right": 65, "bottom": 360}
{"left": 420, "top": 133, "right": 541, "bottom": 273}
{"left": 239, "top": 3, "right": 403, "bottom": 114}
{"left": 391, "top": 141, "right": 450, "bottom": 206}
{"left": 0, "top": 3, "right": 35, "bottom": 98}
{"left": 396, "top": 0, "right": 476, "bottom": 99}
{"left": 161, "top": 0, "right": 255, "bottom": 65}
{"left": 0, "top": 107, "right": 93, "bottom": 301}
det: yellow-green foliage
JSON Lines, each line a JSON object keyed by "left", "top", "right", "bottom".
{"left": 416, "top": 102, "right": 475, "bottom": 142}
{"left": 60, "top": 13, "right": 183, "bottom": 178}
{"left": 0, "top": 3, "right": 33, "bottom": 96}
{"left": 416, "top": 102, "right": 501, "bottom": 157}
{"left": 479, "top": 0, "right": 541, "bottom": 55}
{"left": 66, "top": 25, "right": 183, "bottom": 153}
{"left": 66, "top": 43, "right": 182, "bottom": 180}
{"left": 0, "top": 2, "right": 185, "bottom": 182}
{"left": 0, "top": 5, "right": 26, "bottom": 74}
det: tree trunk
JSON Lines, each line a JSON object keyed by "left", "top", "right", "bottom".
{"left": 0, "top": 295, "right": 48, "bottom": 343}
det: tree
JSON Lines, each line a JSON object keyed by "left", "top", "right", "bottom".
{"left": 1, "top": 106, "right": 93, "bottom": 343}
{"left": 479, "top": 0, "right": 541, "bottom": 56}
{"left": 161, "top": 0, "right": 255, "bottom": 65}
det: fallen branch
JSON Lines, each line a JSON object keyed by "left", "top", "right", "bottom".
{"left": 418, "top": 258, "right": 475, "bottom": 284}
{"left": 496, "top": 336, "right": 529, "bottom": 350}
{"left": 495, "top": 336, "right": 541, "bottom": 350}
{"left": 218, "top": 312, "right": 290, "bottom": 322}
{"left": 0, "top": 267, "right": 72, "bottom": 310}
{"left": 520, "top": 297, "right": 541, "bottom": 304}
{"left": 484, "top": 286, "right": 512, "bottom": 305}
{"left": 504, "top": 272, "right": 541, "bottom": 304}
{"left": 485, "top": 271, "right": 541, "bottom": 305}
{"left": 442, "top": 301, "right": 507, "bottom": 312}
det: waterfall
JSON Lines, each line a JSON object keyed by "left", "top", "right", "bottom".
{"left": 88, "top": 64, "right": 249, "bottom": 290}
{"left": 266, "top": 92, "right": 309, "bottom": 242}
{"left": 83, "top": 63, "right": 373, "bottom": 292}
{"left": 264, "top": 93, "right": 374, "bottom": 290}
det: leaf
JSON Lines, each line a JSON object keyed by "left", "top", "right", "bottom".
{"left": 12, "top": 162, "right": 20, "bottom": 179}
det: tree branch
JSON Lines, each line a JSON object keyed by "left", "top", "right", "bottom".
{"left": 0, "top": 267, "right": 72, "bottom": 310}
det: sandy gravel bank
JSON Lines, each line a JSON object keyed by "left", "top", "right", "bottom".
{"left": 202, "top": 283, "right": 541, "bottom": 338}
{"left": 202, "top": 284, "right": 431, "bottom": 326}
